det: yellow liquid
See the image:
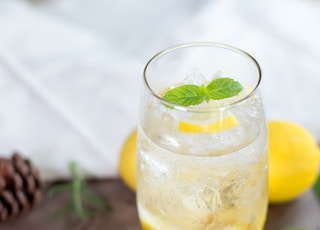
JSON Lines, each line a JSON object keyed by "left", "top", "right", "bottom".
{"left": 136, "top": 127, "right": 268, "bottom": 230}
{"left": 137, "top": 86, "right": 268, "bottom": 229}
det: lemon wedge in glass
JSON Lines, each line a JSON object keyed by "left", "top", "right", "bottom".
{"left": 179, "top": 114, "right": 238, "bottom": 134}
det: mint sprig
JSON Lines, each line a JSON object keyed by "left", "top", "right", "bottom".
{"left": 163, "top": 77, "right": 243, "bottom": 106}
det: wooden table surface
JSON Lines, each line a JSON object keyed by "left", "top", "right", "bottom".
{"left": 0, "top": 179, "right": 319, "bottom": 230}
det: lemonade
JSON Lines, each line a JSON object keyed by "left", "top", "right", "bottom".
{"left": 137, "top": 43, "right": 268, "bottom": 229}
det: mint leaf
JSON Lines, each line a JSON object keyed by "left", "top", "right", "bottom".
{"left": 163, "top": 84, "right": 205, "bottom": 106}
{"left": 207, "top": 78, "right": 243, "bottom": 100}
{"left": 199, "top": 84, "right": 210, "bottom": 103}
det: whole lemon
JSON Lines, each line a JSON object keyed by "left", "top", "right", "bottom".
{"left": 119, "top": 129, "right": 137, "bottom": 191}
{"left": 268, "top": 120, "right": 320, "bottom": 204}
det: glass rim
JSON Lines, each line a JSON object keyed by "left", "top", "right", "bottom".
{"left": 143, "top": 42, "right": 262, "bottom": 112}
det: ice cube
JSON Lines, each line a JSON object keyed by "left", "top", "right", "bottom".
{"left": 189, "top": 185, "right": 221, "bottom": 212}
{"left": 183, "top": 68, "right": 206, "bottom": 85}
{"left": 211, "top": 70, "right": 222, "bottom": 80}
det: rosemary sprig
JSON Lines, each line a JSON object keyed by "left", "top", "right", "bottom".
{"left": 47, "top": 161, "right": 111, "bottom": 221}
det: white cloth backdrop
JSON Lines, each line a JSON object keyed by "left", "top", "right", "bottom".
{"left": 0, "top": 0, "right": 319, "bottom": 180}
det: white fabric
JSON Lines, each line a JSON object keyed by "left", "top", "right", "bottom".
{"left": 0, "top": 0, "right": 319, "bottom": 180}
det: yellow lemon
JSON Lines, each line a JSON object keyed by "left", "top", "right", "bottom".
{"left": 268, "top": 120, "right": 320, "bottom": 204}
{"left": 118, "top": 129, "right": 137, "bottom": 191}
{"left": 179, "top": 115, "right": 238, "bottom": 133}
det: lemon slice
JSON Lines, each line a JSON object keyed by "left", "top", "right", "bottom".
{"left": 141, "top": 220, "right": 154, "bottom": 230}
{"left": 179, "top": 115, "right": 238, "bottom": 133}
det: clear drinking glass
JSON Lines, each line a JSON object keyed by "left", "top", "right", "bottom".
{"left": 136, "top": 42, "right": 268, "bottom": 230}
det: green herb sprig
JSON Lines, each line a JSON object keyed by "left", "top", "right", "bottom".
{"left": 47, "top": 162, "right": 111, "bottom": 221}
{"left": 163, "top": 77, "right": 243, "bottom": 106}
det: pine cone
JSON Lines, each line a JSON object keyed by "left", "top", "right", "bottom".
{"left": 0, "top": 152, "right": 42, "bottom": 222}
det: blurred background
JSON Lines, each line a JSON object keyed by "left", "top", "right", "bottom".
{"left": 0, "top": 0, "right": 319, "bottom": 180}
